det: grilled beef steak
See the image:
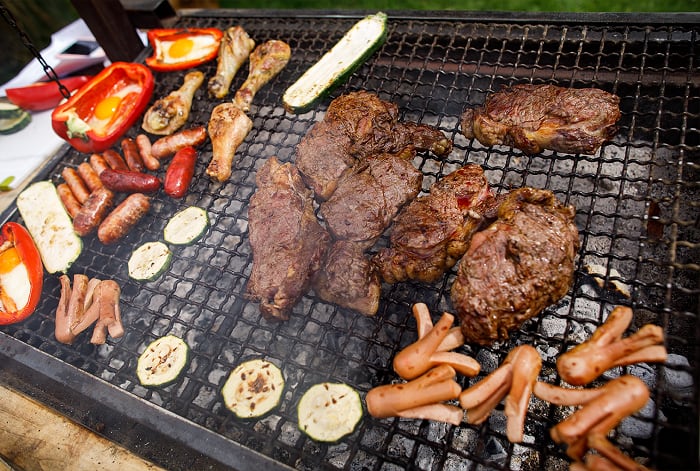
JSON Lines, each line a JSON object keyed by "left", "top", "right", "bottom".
{"left": 247, "top": 157, "right": 330, "bottom": 321}
{"left": 450, "top": 187, "right": 580, "bottom": 345}
{"left": 461, "top": 84, "right": 620, "bottom": 155}
{"left": 296, "top": 91, "right": 452, "bottom": 200}
{"left": 319, "top": 147, "right": 423, "bottom": 244}
{"left": 313, "top": 240, "right": 381, "bottom": 316}
{"left": 373, "top": 164, "right": 494, "bottom": 284}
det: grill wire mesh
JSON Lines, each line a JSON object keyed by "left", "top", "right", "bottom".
{"left": 1, "top": 11, "right": 698, "bottom": 471}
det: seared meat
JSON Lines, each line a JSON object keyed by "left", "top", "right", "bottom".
{"left": 461, "top": 84, "right": 620, "bottom": 155}
{"left": 319, "top": 147, "right": 423, "bottom": 244}
{"left": 373, "top": 164, "right": 494, "bottom": 284}
{"left": 313, "top": 240, "right": 381, "bottom": 316}
{"left": 295, "top": 91, "right": 452, "bottom": 200}
{"left": 247, "top": 157, "right": 330, "bottom": 321}
{"left": 142, "top": 70, "right": 204, "bottom": 135}
{"left": 233, "top": 40, "right": 291, "bottom": 113}
{"left": 450, "top": 187, "right": 580, "bottom": 345}
{"left": 208, "top": 26, "right": 255, "bottom": 99}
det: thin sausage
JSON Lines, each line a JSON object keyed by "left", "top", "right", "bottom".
{"left": 97, "top": 193, "right": 150, "bottom": 245}
{"left": 56, "top": 183, "right": 82, "bottom": 218}
{"left": 89, "top": 153, "right": 110, "bottom": 176}
{"left": 151, "top": 126, "right": 207, "bottom": 159}
{"left": 102, "top": 149, "right": 128, "bottom": 171}
{"left": 73, "top": 188, "right": 115, "bottom": 236}
{"left": 164, "top": 146, "right": 197, "bottom": 198}
{"left": 100, "top": 168, "right": 161, "bottom": 194}
{"left": 121, "top": 138, "right": 145, "bottom": 172}
{"left": 77, "top": 161, "right": 103, "bottom": 192}
{"left": 135, "top": 134, "right": 160, "bottom": 171}
{"left": 61, "top": 167, "right": 90, "bottom": 204}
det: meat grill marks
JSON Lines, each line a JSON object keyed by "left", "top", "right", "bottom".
{"left": 295, "top": 91, "right": 453, "bottom": 201}
{"left": 246, "top": 157, "right": 330, "bottom": 321}
{"left": 450, "top": 187, "right": 580, "bottom": 345}
{"left": 373, "top": 163, "right": 495, "bottom": 285}
{"left": 461, "top": 84, "right": 620, "bottom": 155}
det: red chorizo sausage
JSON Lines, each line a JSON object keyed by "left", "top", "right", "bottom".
{"left": 56, "top": 183, "right": 82, "bottom": 218}
{"left": 72, "top": 188, "right": 115, "bottom": 236}
{"left": 164, "top": 146, "right": 197, "bottom": 198}
{"left": 61, "top": 167, "right": 90, "bottom": 204}
{"left": 121, "top": 138, "right": 145, "bottom": 172}
{"left": 99, "top": 169, "right": 161, "bottom": 194}
{"left": 89, "top": 153, "right": 110, "bottom": 176}
{"left": 102, "top": 149, "right": 128, "bottom": 171}
{"left": 136, "top": 134, "right": 160, "bottom": 171}
{"left": 77, "top": 162, "right": 104, "bottom": 193}
{"left": 97, "top": 193, "right": 150, "bottom": 245}
{"left": 151, "top": 126, "right": 207, "bottom": 159}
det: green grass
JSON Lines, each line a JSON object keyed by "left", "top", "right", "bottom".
{"left": 220, "top": 0, "right": 698, "bottom": 12}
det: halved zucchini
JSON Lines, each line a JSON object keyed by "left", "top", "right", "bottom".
{"left": 222, "top": 358, "right": 285, "bottom": 419}
{"left": 16, "top": 181, "right": 82, "bottom": 273}
{"left": 137, "top": 335, "right": 190, "bottom": 387}
{"left": 282, "top": 12, "right": 388, "bottom": 113}
{"left": 128, "top": 241, "right": 172, "bottom": 281}
{"left": 297, "top": 382, "right": 363, "bottom": 442}
{"left": 163, "top": 206, "right": 209, "bottom": 245}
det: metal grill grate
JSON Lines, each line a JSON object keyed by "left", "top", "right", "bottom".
{"left": 1, "top": 11, "right": 698, "bottom": 471}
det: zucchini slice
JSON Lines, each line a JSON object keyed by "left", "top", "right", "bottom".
{"left": 0, "top": 110, "right": 31, "bottom": 135}
{"left": 16, "top": 181, "right": 82, "bottom": 274}
{"left": 0, "top": 102, "right": 25, "bottom": 120}
{"left": 137, "top": 335, "right": 190, "bottom": 387}
{"left": 128, "top": 241, "right": 172, "bottom": 281}
{"left": 163, "top": 206, "right": 209, "bottom": 245}
{"left": 282, "top": 12, "right": 388, "bottom": 113}
{"left": 297, "top": 382, "right": 363, "bottom": 442}
{"left": 222, "top": 358, "right": 285, "bottom": 419}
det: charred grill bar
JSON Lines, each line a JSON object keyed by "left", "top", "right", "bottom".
{"left": 0, "top": 9, "right": 698, "bottom": 471}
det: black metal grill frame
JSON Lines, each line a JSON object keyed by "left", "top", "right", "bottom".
{"left": 0, "top": 10, "right": 698, "bottom": 471}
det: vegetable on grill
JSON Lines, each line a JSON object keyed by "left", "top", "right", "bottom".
{"left": 145, "top": 28, "right": 224, "bottom": 72}
{"left": 163, "top": 206, "right": 209, "bottom": 245}
{"left": 0, "top": 222, "right": 44, "bottom": 325}
{"left": 297, "top": 382, "right": 362, "bottom": 442}
{"left": 137, "top": 335, "right": 190, "bottom": 387}
{"left": 221, "top": 358, "right": 285, "bottom": 419}
{"left": 282, "top": 12, "right": 387, "bottom": 113}
{"left": 16, "top": 181, "right": 83, "bottom": 274}
{"left": 128, "top": 241, "right": 172, "bottom": 281}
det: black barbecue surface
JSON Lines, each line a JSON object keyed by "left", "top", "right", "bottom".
{"left": 1, "top": 10, "right": 698, "bottom": 471}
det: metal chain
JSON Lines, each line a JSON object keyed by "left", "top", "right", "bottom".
{"left": 0, "top": 0, "right": 71, "bottom": 99}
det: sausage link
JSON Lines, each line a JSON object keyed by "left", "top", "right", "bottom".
{"left": 98, "top": 193, "right": 150, "bottom": 245}
{"left": 100, "top": 168, "right": 161, "bottom": 194}
{"left": 121, "top": 138, "right": 145, "bottom": 172}
{"left": 89, "top": 153, "right": 110, "bottom": 176}
{"left": 151, "top": 126, "right": 207, "bottom": 159}
{"left": 102, "top": 149, "right": 128, "bottom": 171}
{"left": 61, "top": 167, "right": 90, "bottom": 204}
{"left": 135, "top": 134, "right": 160, "bottom": 171}
{"left": 73, "top": 188, "right": 115, "bottom": 236}
{"left": 77, "top": 162, "right": 104, "bottom": 193}
{"left": 164, "top": 146, "right": 197, "bottom": 198}
{"left": 56, "top": 183, "right": 82, "bottom": 218}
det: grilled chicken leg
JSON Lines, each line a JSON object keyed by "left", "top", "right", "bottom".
{"left": 142, "top": 70, "right": 204, "bottom": 135}
{"left": 206, "top": 102, "right": 253, "bottom": 182}
{"left": 234, "top": 39, "right": 291, "bottom": 112}
{"left": 208, "top": 26, "right": 256, "bottom": 99}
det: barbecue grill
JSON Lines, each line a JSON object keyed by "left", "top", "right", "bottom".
{"left": 1, "top": 9, "right": 698, "bottom": 471}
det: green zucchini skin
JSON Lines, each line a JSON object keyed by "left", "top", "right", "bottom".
{"left": 136, "top": 335, "right": 190, "bottom": 388}
{"left": 282, "top": 12, "right": 388, "bottom": 114}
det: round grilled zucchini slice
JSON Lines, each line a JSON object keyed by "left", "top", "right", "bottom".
{"left": 163, "top": 206, "right": 209, "bottom": 245}
{"left": 297, "top": 382, "right": 363, "bottom": 442}
{"left": 128, "top": 241, "right": 172, "bottom": 281}
{"left": 137, "top": 335, "right": 190, "bottom": 387}
{"left": 222, "top": 358, "right": 285, "bottom": 419}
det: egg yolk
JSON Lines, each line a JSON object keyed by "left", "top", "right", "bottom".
{"left": 95, "top": 95, "right": 121, "bottom": 120}
{"left": 168, "top": 38, "right": 194, "bottom": 59}
{"left": 0, "top": 247, "right": 21, "bottom": 275}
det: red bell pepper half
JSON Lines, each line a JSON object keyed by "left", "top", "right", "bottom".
{"left": 5, "top": 75, "right": 92, "bottom": 111}
{"left": 51, "top": 62, "right": 154, "bottom": 154}
{"left": 145, "top": 28, "right": 223, "bottom": 72}
{"left": 0, "top": 222, "right": 44, "bottom": 325}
